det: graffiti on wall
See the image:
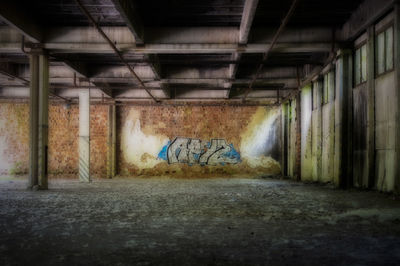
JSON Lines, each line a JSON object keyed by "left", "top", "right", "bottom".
{"left": 158, "top": 137, "right": 241, "bottom": 166}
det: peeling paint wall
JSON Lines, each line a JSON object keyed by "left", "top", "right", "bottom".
{"left": 117, "top": 106, "right": 282, "bottom": 177}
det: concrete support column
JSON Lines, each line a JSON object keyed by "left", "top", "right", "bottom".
{"left": 38, "top": 54, "right": 49, "bottom": 189}
{"left": 366, "top": 26, "right": 376, "bottom": 188}
{"left": 107, "top": 104, "right": 116, "bottom": 179}
{"left": 79, "top": 89, "right": 90, "bottom": 182}
{"left": 28, "top": 51, "right": 49, "bottom": 190}
{"left": 335, "top": 49, "right": 352, "bottom": 188}
{"left": 394, "top": 4, "right": 400, "bottom": 194}
{"left": 311, "top": 78, "right": 323, "bottom": 182}
{"left": 295, "top": 92, "right": 301, "bottom": 181}
{"left": 28, "top": 54, "right": 39, "bottom": 189}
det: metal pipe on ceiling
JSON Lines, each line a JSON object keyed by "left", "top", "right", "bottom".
{"left": 243, "top": 0, "right": 300, "bottom": 101}
{"left": 74, "top": 0, "right": 158, "bottom": 103}
{"left": 0, "top": 98, "right": 279, "bottom": 107}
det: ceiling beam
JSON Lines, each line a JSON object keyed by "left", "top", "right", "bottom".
{"left": 38, "top": 26, "right": 336, "bottom": 44}
{"left": 75, "top": 0, "right": 156, "bottom": 102}
{"left": 243, "top": 0, "right": 300, "bottom": 101}
{"left": 0, "top": 42, "right": 333, "bottom": 55}
{"left": 228, "top": 0, "right": 259, "bottom": 98}
{"left": 0, "top": 62, "right": 29, "bottom": 85}
{"left": 145, "top": 53, "right": 170, "bottom": 98}
{"left": 239, "top": 0, "right": 259, "bottom": 44}
{"left": 94, "top": 83, "right": 113, "bottom": 98}
{"left": 62, "top": 61, "right": 89, "bottom": 78}
{"left": 0, "top": 63, "right": 71, "bottom": 101}
{"left": 0, "top": 2, "right": 114, "bottom": 99}
{"left": 110, "top": 0, "right": 144, "bottom": 45}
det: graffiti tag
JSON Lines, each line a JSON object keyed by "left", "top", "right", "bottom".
{"left": 158, "top": 137, "right": 241, "bottom": 165}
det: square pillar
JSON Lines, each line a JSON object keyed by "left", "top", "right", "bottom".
{"left": 365, "top": 26, "right": 376, "bottom": 188}
{"left": 38, "top": 54, "right": 49, "bottom": 189}
{"left": 107, "top": 104, "right": 116, "bottom": 179}
{"left": 335, "top": 49, "right": 353, "bottom": 188}
{"left": 79, "top": 89, "right": 90, "bottom": 182}
{"left": 28, "top": 54, "right": 39, "bottom": 189}
{"left": 28, "top": 51, "right": 49, "bottom": 190}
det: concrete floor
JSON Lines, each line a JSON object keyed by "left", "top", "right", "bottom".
{"left": 0, "top": 177, "right": 400, "bottom": 266}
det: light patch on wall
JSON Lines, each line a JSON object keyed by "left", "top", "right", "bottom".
{"left": 0, "top": 114, "right": 12, "bottom": 174}
{"left": 240, "top": 107, "right": 281, "bottom": 169}
{"left": 121, "top": 110, "right": 169, "bottom": 169}
{"left": 0, "top": 135, "right": 12, "bottom": 174}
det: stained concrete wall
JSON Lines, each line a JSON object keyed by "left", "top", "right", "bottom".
{"left": 311, "top": 81, "right": 322, "bottom": 182}
{"left": 281, "top": 100, "right": 297, "bottom": 178}
{"left": 281, "top": 11, "right": 400, "bottom": 192}
{"left": 352, "top": 84, "right": 368, "bottom": 187}
{"left": 296, "top": 71, "right": 337, "bottom": 184}
{"left": 375, "top": 72, "right": 397, "bottom": 192}
{"left": 350, "top": 12, "right": 399, "bottom": 193}
{"left": 321, "top": 73, "right": 336, "bottom": 183}
{"left": 283, "top": 11, "right": 400, "bottom": 193}
{"left": 288, "top": 99, "right": 297, "bottom": 178}
{"left": 301, "top": 85, "right": 313, "bottom": 181}
{"left": 117, "top": 105, "right": 282, "bottom": 177}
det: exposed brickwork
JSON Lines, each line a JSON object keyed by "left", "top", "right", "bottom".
{"left": 116, "top": 105, "right": 281, "bottom": 176}
{"left": 89, "top": 105, "right": 108, "bottom": 177}
{"left": 48, "top": 105, "right": 78, "bottom": 175}
{"left": 118, "top": 105, "right": 256, "bottom": 148}
{"left": 0, "top": 102, "right": 281, "bottom": 178}
{"left": 0, "top": 103, "right": 29, "bottom": 175}
{"left": 1, "top": 102, "right": 108, "bottom": 177}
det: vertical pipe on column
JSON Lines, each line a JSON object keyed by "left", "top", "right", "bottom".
{"left": 79, "top": 89, "right": 90, "bottom": 182}
{"left": 112, "top": 105, "right": 116, "bottom": 177}
{"left": 38, "top": 54, "right": 49, "bottom": 190}
{"left": 295, "top": 91, "right": 301, "bottom": 181}
{"left": 28, "top": 54, "right": 39, "bottom": 189}
{"left": 107, "top": 104, "right": 116, "bottom": 178}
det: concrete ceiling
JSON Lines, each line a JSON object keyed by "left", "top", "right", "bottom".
{"left": 0, "top": 0, "right": 380, "bottom": 103}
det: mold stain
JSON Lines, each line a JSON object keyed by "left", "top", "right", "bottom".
{"left": 121, "top": 110, "right": 169, "bottom": 169}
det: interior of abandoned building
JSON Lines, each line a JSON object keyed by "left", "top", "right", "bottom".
{"left": 0, "top": 0, "right": 400, "bottom": 265}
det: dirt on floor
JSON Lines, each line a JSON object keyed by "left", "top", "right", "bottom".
{"left": 0, "top": 176, "right": 400, "bottom": 266}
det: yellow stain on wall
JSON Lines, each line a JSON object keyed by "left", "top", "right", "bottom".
{"left": 121, "top": 110, "right": 169, "bottom": 169}
{"left": 240, "top": 107, "right": 281, "bottom": 171}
